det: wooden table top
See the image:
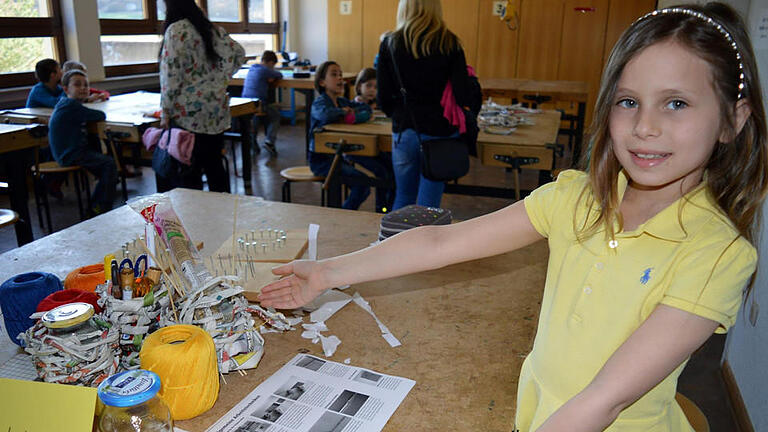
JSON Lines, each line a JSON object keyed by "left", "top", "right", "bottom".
{"left": 322, "top": 110, "right": 562, "bottom": 148}
{"left": 5, "top": 91, "right": 259, "bottom": 126}
{"left": 0, "top": 189, "right": 547, "bottom": 431}
{"left": 480, "top": 78, "right": 589, "bottom": 102}
{"left": 0, "top": 123, "right": 47, "bottom": 155}
{"left": 230, "top": 69, "right": 357, "bottom": 90}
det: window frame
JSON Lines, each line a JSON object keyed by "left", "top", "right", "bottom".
{"left": 100, "top": 0, "right": 279, "bottom": 77}
{"left": 0, "top": 0, "right": 67, "bottom": 88}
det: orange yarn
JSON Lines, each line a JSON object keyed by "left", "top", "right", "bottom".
{"left": 63, "top": 264, "right": 105, "bottom": 292}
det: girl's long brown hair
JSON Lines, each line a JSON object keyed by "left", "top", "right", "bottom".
{"left": 581, "top": 2, "right": 767, "bottom": 247}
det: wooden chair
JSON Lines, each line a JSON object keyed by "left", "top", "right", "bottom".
{"left": 31, "top": 155, "right": 91, "bottom": 234}
{"left": 280, "top": 166, "right": 325, "bottom": 205}
{"left": 675, "top": 393, "right": 710, "bottom": 432}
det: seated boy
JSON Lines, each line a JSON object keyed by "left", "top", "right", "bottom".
{"left": 242, "top": 50, "right": 283, "bottom": 156}
{"left": 26, "top": 58, "right": 64, "bottom": 108}
{"left": 62, "top": 60, "right": 110, "bottom": 102}
{"left": 49, "top": 70, "right": 117, "bottom": 214}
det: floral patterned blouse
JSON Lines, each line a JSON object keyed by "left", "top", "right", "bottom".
{"left": 160, "top": 19, "right": 245, "bottom": 135}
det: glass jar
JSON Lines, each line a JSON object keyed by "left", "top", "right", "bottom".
{"left": 97, "top": 370, "right": 174, "bottom": 432}
{"left": 41, "top": 302, "right": 104, "bottom": 344}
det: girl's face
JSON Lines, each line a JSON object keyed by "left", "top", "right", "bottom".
{"left": 360, "top": 78, "right": 377, "bottom": 101}
{"left": 610, "top": 40, "right": 727, "bottom": 195}
{"left": 320, "top": 64, "right": 345, "bottom": 97}
{"left": 65, "top": 74, "right": 90, "bottom": 102}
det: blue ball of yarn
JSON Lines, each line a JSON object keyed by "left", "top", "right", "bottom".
{"left": 0, "top": 272, "right": 62, "bottom": 346}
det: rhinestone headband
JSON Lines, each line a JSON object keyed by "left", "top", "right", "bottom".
{"left": 636, "top": 7, "right": 745, "bottom": 99}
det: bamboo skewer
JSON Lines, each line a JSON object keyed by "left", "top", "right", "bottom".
{"left": 135, "top": 238, "right": 180, "bottom": 322}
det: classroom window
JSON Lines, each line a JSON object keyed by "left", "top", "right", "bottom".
{"left": 157, "top": 1, "right": 165, "bottom": 21}
{"left": 101, "top": 35, "right": 163, "bottom": 66}
{"left": 97, "top": 0, "right": 145, "bottom": 19}
{"left": 100, "top": 0, "right": 279, "bottom": 76}
{"left": 231, "top": 34, "right": 276, "bottom": 57}
{"left": 248, "top": 0, "right": 272, "bottom": 23}
{"left": 208, "top": 0, "right": 240, "bottom": 23}
{"left": 0, "top": 37, "right": 56, "bottom": 73}
{"left": 0, "top": 0, "right": 51, "bottom": 18}
{"left": 0, "top": 0, "right": 66, "bottom": 88}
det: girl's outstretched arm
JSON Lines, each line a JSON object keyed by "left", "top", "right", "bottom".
{"left": 258, "top": 199, "right": 544, "bottom": 309}
{"left": 536, "top": 304, "right": 719, "bottom": 432}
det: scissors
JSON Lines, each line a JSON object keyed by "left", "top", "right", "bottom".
{"left": 119, "top": 254, "right": 148, "bottom": 278}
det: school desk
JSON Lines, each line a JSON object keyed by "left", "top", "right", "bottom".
{"left": 479, "top": 78, "right": 589, "bottom": 164}
{"left": 0, "top": 123, "right": 48, "bottom": 246}
{"left": 230, "top": 69, "right": 358, "bottom": 151}
{"left": 0, "top": 188, "right": 547, "bottom": 431}
{"left": 4, "top": 91, "right": 261, "bottom": 195}
{"left": 314, "top": 110, "right": 562, "bottom": 206}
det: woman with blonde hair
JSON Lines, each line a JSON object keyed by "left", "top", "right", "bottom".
{"left": 377, "top": 0, "right": 473, "bottom": 209}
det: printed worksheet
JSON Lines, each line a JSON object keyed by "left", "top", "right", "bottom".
{"left": 206, "top": 354, "right": 415, "bottom": 432}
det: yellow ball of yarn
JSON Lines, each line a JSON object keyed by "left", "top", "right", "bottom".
{"left": 140, "top": 324, "right": 219, "bottom": 420}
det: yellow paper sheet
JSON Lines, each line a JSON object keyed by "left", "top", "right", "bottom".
{"left": 0, "top": 378, "right": 97, "bottom": 432}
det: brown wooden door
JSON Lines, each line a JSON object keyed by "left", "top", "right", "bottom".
{"left": 442, "top": 0, "right": 481, "bottom": 67}
{"left": 475, "top": 0, "right": 522, "bottom": 79}
{"left": 602, "top": 0, "right": 657, "bottom": 64}
{"left": 516, "top": 0, "right": 565, "bottom": 80}
{"left": 328, "top": 0, "right": 364, "bottom": 73}
{"left": 362, "top": 0, "right": 399, "bottom": 69}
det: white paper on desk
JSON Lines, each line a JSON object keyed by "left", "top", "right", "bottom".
{"left": 353, "top": 292, "right": 402, "bottom": 348}
{"left": 308, "top": 223, "right": 319, "bottom": 260}
{"left": 305, "top": 289, "right": 352, "bottom": 320}
{"left": 205, "top": 353, "right": 415, "bottom": 432}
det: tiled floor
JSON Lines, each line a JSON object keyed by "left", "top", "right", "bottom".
{"left": 0, "top": 121, "right": 738, "bottom": 430}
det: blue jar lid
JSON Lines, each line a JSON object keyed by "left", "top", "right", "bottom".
{"left": 98, "top": 370, "right": 162, "bottom": 407}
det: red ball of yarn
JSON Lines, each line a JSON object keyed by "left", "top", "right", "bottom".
{"left": 36, "top": 289, "right": 102, "bottom": 314}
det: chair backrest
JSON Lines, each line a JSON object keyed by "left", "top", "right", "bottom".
{"left": 675, "top": 393, "right": 710, "bottom": 432}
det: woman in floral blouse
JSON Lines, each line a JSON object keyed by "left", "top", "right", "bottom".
{"left": 159, "top": 0, "right": 245, "bottom": 193}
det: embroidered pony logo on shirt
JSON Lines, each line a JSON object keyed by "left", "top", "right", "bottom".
{"left": 640, "top": 268, "right": 653, "bottom": 285}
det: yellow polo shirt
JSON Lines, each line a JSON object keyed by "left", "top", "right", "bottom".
{"left": 517, "top": 170, "right": 756, "bottom": 431}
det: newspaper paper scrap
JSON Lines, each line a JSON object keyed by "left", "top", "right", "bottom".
{"left": 206, "top": 354, "right": 415, "bottom": 432}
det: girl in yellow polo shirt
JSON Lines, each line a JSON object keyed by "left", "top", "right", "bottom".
{"left": 259, "top": 2, "right": 766, "bottom": 431}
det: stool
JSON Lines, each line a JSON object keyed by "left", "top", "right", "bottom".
{"left": 0, "top": 209, "right": 19, "bottom": 229}
{"left": 280, "top": 166, "right": 325, "bottom": 205}
{"left": 32, "top": 162, "right": 91, "bottom": 234}
{"left": 0, "top": 209, "right": 20, "bottom": 249}
{"left": 675, "top": 393, "right": 710, "bottom": 432}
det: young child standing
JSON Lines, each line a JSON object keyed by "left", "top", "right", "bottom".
{"left": 49, "top": 70, "right": 117, "bottom": 214}
{"left": 26, "top": 58, "right": 63, "bottom": 108}
{"left": 260, "top": 3, "right": 766, "bottom": 431}
{"left": 242, "top": 50, "right": 283, "bottom": 156}
{"left": 353, "top": 67, "right": 377, "bottom": 108}
{"left": 308, "top": 61, "right": 393, "bottom": 212}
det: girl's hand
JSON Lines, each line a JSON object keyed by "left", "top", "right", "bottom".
{"left": 258, "top": 260, "right": 328, "bottom": 309}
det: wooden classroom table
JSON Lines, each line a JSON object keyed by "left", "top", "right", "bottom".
{"left": 4, "top": 92, "right": 261, "bottom": 194}
{"left": 479, "top": 78, "right": 589, "bottom": 164}
{"left": 0, "top": 123, "right": 48, "bottom": 245}
{"left": 0, "top": 189, "right": 548, "bottom": 431}
{"left": 315, "top": 111, "right": 562, "bottom": 206}
{"left": 230, "top": 69, "right": 357, "bottom": 151}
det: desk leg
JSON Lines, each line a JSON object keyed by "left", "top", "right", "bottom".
{"left": 5, "top": 150, "right": 34, "bottom": 245}
{"left": 572, "top": 102, "right": 586, "bottom": 167}
{"left": 237, "top": 114, "right": 254, "bottom": 195}
{"left": 302, "top": 90, "right": 315, "bottom": 156}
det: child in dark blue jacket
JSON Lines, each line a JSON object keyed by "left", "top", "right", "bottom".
{"left": 26, "top": 59, "right": 64, "bottom": 108}
{"left": 309, "top": 61, "right": 393, "bottom": 211}
{"left": 242, "top": 50, "right": 283, "bottom": 156}
{"left": 48, "top": 70, "right": 117, "bottom": 214}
